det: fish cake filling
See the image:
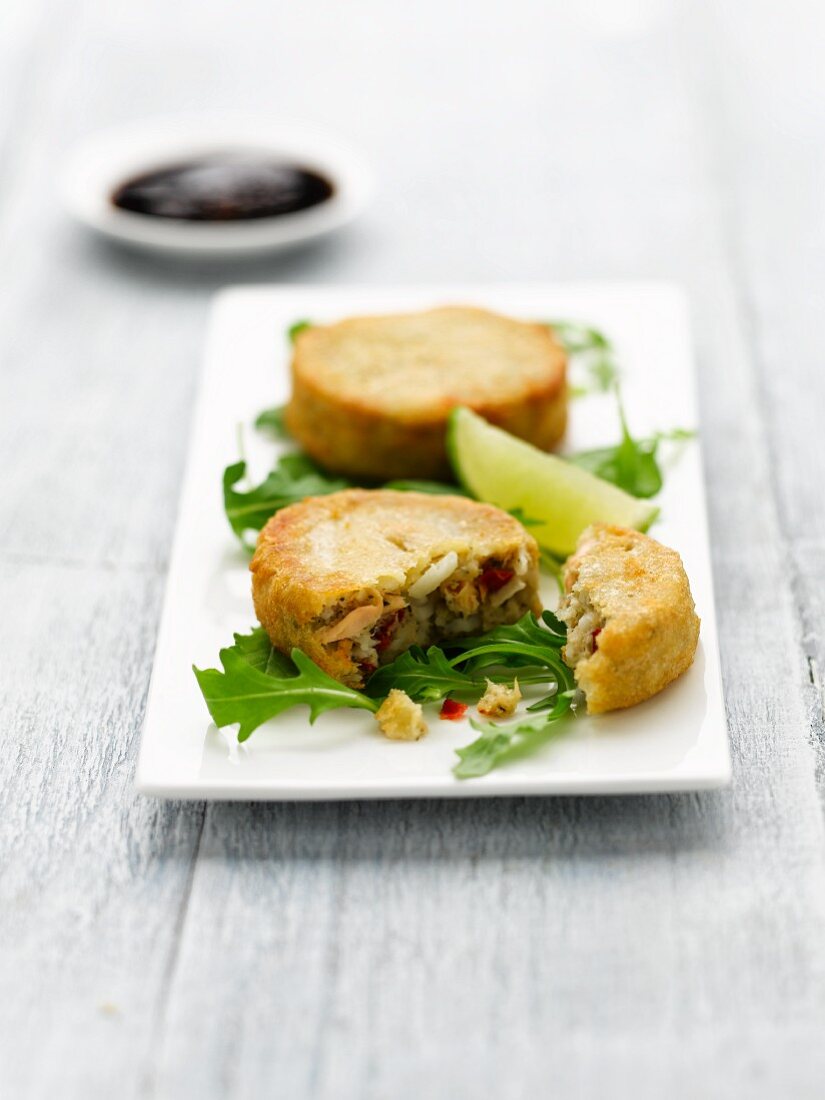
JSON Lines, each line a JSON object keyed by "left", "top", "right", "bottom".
{"left": 315, "top": 546, "right": 536, "bottom": 684}
{"left": 556, "top": 586, "right": 605, "bottom": 667}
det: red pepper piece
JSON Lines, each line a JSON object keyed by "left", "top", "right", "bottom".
{"left": 440, "top": 698, "right": 468, "bottom": 721}
{"left": 479, "top": 567, "right": 515, "bottom": 593}
{"left": 591, "top": 628, "right": 602, "bottom": 651}
{"left": 373, "top": 609, "right": 405, "bottom": 653}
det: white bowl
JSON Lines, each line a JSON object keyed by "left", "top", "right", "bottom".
{"left": 59, "top": 114, "right": 375, "bottom": 258}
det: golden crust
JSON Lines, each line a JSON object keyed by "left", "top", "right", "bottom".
{"left": 250, "top": 489, "right": 542, "bottom": 687}
{"left": 561, "top": 524, "right": 700, "bottom": 714}
{"left": 285, "top": 306, "right": 567, "bottom": 480}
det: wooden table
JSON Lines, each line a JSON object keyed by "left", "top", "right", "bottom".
{"left": 2, "top": 1, "right": 824, "bottom": 1095}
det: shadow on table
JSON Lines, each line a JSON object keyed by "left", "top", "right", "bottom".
{"left": 181, "top": 790, "right": 733, "bottom": 864}
{"left": 63, "top": 219, "right": 377, "bottom": 293}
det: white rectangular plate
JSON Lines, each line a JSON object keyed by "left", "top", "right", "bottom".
{"left": 136, "top": 283, "right": 730, "bottom": 799}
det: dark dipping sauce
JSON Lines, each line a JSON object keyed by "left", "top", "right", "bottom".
{"left": 111, "top": 156, "right": 334, "bottom": 221}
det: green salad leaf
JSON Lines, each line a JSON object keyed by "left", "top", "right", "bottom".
{"left": 223, "top": 455, "right": 351, "bottom": 546}
{"left": 365, "top": 612, "right": 571, "bottom": 702}
{"left": 288, "top": 319, "right": 312, "bottom": 342}
{"left": 228, "top": 626, "right": 297, "bottom": 676}
{"left": 193, "top": 634, "right": 378, "bottom": 742}
{"left": 255, "top": 406, "right": 291, "bottom": 440}
{"left": 453, "top": 691, "right": 577, "bottom": 778}
{"left": 568, "top": 396, "right": 661, "bottom": 498}
{"left": 549, "top": 320, "right": 620, "bottom": 395}
{"left": 447, "top": 611, "right": 569, "bottom": 679}
{"left": 549, "top": 321, "right": 610, "bottom": 353}
{"left": 365, "top": 646, "right": 477, "bottom": 702}
{"left": 568, "top": 396, "right": 695, "bottom": 499}
{"left": 549, "top": 318, "right": 694, "bottom": 496}
{"left": 451, "top": 609, "right": 568, "bottom": 653}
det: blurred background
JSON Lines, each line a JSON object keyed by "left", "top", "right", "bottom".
{"left": 2, "top": 0, "right": 821, "bottom": 563}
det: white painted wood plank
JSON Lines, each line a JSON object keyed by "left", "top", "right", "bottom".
{"left": 691, "top": 0, "right": 825, "bottom": 761}
{"left": 0, "top": 561, "right": 205, "bottom": 1100}
{"left": 0, "top": 4, "right": 212, "bottom": 1096}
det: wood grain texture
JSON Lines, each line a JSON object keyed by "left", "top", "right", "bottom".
{"left": 1, "top": 0, "right": 824, "bottom": 1096}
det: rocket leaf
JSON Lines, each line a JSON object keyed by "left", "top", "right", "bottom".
{"left": 193, "top": 639, "right": 377, "bottom": 743}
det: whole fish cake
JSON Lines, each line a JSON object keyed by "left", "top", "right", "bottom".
{"left": 557, "top": 524, "right": 700, "bottom": 713}
{"left": 250, "top": 489, "right": 542, "bottom": 688}
{"left": 285, "top": 306, "right": 567, "bottom": 480}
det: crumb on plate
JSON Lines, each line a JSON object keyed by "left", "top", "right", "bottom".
{"left": 477, "top": 678, "right": 521, "bottom": 719}
{"left": 375, "top": 689, "right": 428, "bottom": 741}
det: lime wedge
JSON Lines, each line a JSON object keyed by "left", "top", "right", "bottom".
{"left": 447, "top": 407, "right": 659, "bottom": 557}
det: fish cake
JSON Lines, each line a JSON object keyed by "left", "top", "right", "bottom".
{"left": 557, "top": 524, "right": 700, "bottom": 713}
{"left": 285, "top": 306, "right": 567, "bottom": 480}
{"left": 250, "top": 489, "right": 542, "bottom": 688}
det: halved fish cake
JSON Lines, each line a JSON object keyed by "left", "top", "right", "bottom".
{"left": 557, "top": 524, "right": 700, "bottom": 713}
{"left": 250, "top": 489, "right": 542, "bottom": 688}
{"left": 285, "top": 305, "right": 567, "bottom": 480}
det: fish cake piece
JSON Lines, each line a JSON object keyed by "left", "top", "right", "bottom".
{"left": 285, "top": 306, "right": 567, "bottom": 480}
{"left": 250, "top": 489, "right": 542, "bottom": 688}
{"left": 557, "top": 524, "right": 700, "bottom": 713}
{"left": 375, "top": 690, "right": 428, "bottom": 741}
{"left": 477, "top": 678, "right": 521, "bottom": 719}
